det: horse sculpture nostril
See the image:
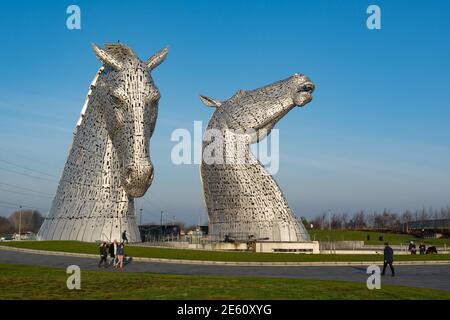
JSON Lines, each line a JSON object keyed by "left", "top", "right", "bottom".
{"left": 120, "top": 164, "right": 153, "bottom": 198}
{"left": 302, "top": 83, "right": 315, "bottom": 93}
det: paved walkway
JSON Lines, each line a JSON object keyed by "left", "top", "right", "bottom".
{"left": 1, "top": 248, "right": 450, "bottom": 291}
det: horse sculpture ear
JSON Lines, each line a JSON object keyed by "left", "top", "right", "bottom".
{"left": 199, "top": 95, "right": 223, "bottom": 108}
{"left": 147, "top": 47, "right": 169, "bottom": 71}
{"left": 91, "top": 43, "right": 123, "bottom": 71}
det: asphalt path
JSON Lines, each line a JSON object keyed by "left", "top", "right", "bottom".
{"left": 1, "top": 249, "right": 450, "bottom": 291}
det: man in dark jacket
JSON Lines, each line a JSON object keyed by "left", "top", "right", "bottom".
{"left": 122, "top": 230, "right": 128, "bottom": 244}
{"left": 98, "top": 242, "right": 108, "bottom": 268}
{"left": 382, "top": 242, "right": 395, "bottom": 276}
{"left": 108, "top": 241, "right": 116, "bottom": 266}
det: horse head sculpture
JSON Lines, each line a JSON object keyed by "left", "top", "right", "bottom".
{"left": 38, "top": 43, "right": 168, "bottom": 242}
{"left": 91, "top": 43, "right": 168, "bottom": 197}
{"left": 200, "top": 74, "right": 315, "bottom": 242}
{"left": 200, "top": 73, "right": 314, "bottom": 141}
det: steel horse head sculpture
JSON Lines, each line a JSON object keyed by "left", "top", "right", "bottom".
{"left": 200, "top": 74, "right": 315, "bottom": 242}
{"left": 38, "top": 43, "right": 168, "bottom": 242}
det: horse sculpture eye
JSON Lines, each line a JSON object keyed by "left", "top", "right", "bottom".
{"left": 111, "top": 94, "right": 124, "bottom": 106}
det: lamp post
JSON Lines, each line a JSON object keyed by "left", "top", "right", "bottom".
{"left": 18, "top": 205, "right": 22, "bottom": 241}
{"left": 139, "top": 208, "right": 143, "bottom": 225}
{"left": 328, "top": 209, "right": 332, "bottom": 230}
{"left": 160, "top": 210, "right": 164, "bottom": 239}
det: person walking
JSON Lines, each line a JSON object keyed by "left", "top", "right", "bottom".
{"left": 382, "top": 242, "right": 395, "bottom": 277}
{"left": 408, "top": 241, "right": 416, "bottom": 255}
{"left": 116, "top": 243, "right": 125, "bottom": 269}
{"left": 98, "top": 242, "right": 108, "bottom": 268}
{"left": 419, "top": 243, "right": 426, "bottom": 255}
{"left": 122, "top": 230, "right": 129, "bottom": 244}
{"left": 108, "top": 240, "right": 116, "bottom": 266}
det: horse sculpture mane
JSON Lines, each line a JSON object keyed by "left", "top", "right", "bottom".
{"left": 38, "top": 43, "right": 168, "bottom": 242}
{"left": 200, "top": 74, "right": 315, "bottom": 242}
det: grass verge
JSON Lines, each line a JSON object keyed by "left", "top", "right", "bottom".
{"left": 0, "top": 263, "right": 449, "bottom": 300}
{"left": 1, "top": 241, "right": 450, "bottom": 262}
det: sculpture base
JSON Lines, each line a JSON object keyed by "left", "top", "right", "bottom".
{"left": 208, "top": 221, "right": 310, "bottom": 242}
{"left": 37, "top": 217, "right": 141, "bottom": 243}
{"left": 252, "top": 241, "right": 319, "bottom": 254}
{"left": 147, "top": 240, "right": 320, "bottom": 254}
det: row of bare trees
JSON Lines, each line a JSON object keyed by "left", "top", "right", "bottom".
{"left": 0, "top": 210, "right": 44, "bottom": 234}
{"left": 308, "top": 207, "right": 450, "bottom": 231}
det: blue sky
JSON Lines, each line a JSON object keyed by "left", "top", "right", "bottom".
{"left": 0, "top": 0, "right": 449, "bottom": 224}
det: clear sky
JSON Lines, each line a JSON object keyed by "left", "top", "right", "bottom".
{"left": 0, "top": 0, "right": 449, "bottom": 224}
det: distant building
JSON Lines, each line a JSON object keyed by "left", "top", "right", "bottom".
{"left": 138, "top": 224, "right": 181, "bottom": 241}
{"left": 404, "top": 219, "right": 450, "bottom": 237}
{"left": 13, "top": 232, "right": 37, "bottom": 241}
{"left": 199, "top": 225, "right": 208, "bottom": 235}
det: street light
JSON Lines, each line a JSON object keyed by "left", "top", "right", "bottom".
{"left": 18, "top": 205, "right": 22, "bottom": 241}
{"left": 139, "top": 208, "right": 143, "bottom": 225}
{"left": 328, "top": 209, "right": 332, "bottom": 230}
{"left": 160, "top": 210, "right": 164, "bottom": 239}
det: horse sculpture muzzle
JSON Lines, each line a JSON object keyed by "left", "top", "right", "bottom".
{"left": 121, "top": 162, "right": 154, "bottom": 198}
{"left": 292, "top": 74, "right": 315, "bottom": 107}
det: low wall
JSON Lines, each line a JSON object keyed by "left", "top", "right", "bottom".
{"left": 256, "top": 241, "right": 320, "bottom": 254}
{"left": 138, "top": 240, "right": 320, "bottom": 253}
{"left": 138, "top": 241, "right": 249, "bottom": 251}
{"left": 320, "top": 241, "right": 364, "bottom": 250}
{"left": 134, "top": 240, "right": 449, "bottom": 255}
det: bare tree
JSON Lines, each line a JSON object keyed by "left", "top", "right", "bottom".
{"left": 352, "top": 211, "right": 366, "bottom": 229}
{"left": 309, "top": 207, "right": 450, "bottom": 232}
{"left": 8, "top": 210, "right": 44, "bottom": 233}
{"left": 0, "top": 216, "right": 14, "bottom": 234}
{"left": 331, "top": 214, "right": 343, "bottom": 229}
{"left": 341, "top": 213, "right": 349, "bottom": 229}
{"left": 419, "top": 207, "right": 429, "bottom": 222}
{"left": 401, "top": 210, "right": 413, "bottom": 224}
{"left": 311, "top": 213, "right": 326, "bottom": 230}
{"left": 440, "top": 207, "right": 450, "bottom": 220}
{"left": 366, "top": 211, "right": 377, "bottom": 229}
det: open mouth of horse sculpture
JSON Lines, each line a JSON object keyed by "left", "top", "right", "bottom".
{"left": 293, "top": 79, "right": 315, "bottom": 107}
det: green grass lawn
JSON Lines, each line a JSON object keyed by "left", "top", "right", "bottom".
{"left": 309, "top": 229, "right": 450, "bottom": 246}
{"left": 0, "top": 264, "right": 449, "bottom": 300}
{"left": 2, "top": 241, "right": 450, "bottom": 262}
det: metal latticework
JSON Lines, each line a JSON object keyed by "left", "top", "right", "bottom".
{"left": 38, "top": 44, "right": 168, "bottom": 242}
{"left": 200, "top": 74, "right": 315, "bottom": 242}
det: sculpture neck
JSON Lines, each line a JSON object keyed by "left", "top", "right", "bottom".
{"left": 59, "top": 100, "right": 127, "bottom": 199}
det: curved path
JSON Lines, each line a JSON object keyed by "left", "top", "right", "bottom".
{"left": 1, "top": 248, "right": 450, "bottom": 291}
